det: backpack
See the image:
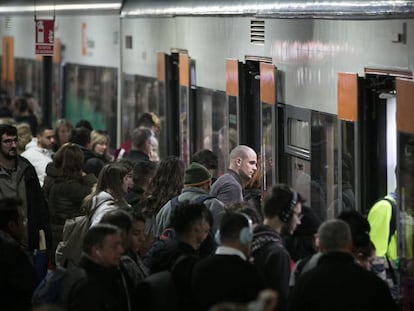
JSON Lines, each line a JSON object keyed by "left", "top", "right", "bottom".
{"left": 170, "top": 194, "right": 214, "bottom": 213}
{"left": 55, "top": 198, "right": 112, "bottom": 267}
{"left": 382, "top": 196, "right": 397, "bottom": 245}
{"left": 32, "top": 266, "right": 86, "bottom": 307}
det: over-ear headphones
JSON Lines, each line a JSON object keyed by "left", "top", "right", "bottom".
{"left": 279, "top": 189, "right": 298, "bottom": 223}
{"left": 239, "top": 213, "right": 254, "bottom": 245}
{"left": 215, "top": 213, "right": 254, "bottom": 246}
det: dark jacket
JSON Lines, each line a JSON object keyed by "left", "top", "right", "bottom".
{"left": 125, "top": 186, "right": 145, "bottom": 213}
{"left": 290, "top": 251, "right": 397, "bottom": 311}
{"left": 192, "top": 253, "right": 264, "bottom": 311}
{"left": 0, "top": 231, "right": 37, "bottom": 311}
{"left": 17, "top": 156, "right": 52, "bottom": 251}
{"left": 76, "top": 144, "right": 106, "bottom": 178}
{"left": 68, "top": 256, "right": 133, "bottom": 311}
{"left": 209, "top": 169, "right": 243, "bottom": 206}
{"left": 43, "top": 163, "right": 96, "bottom": 253}
{"left": 148, "top": 240, "right": 198, "bottom": 274}
{"left": 251, "top": 224, "right": 291, "bottom": 311}
{"left": 126, "top": 149, "right": 150, "bottom": 164}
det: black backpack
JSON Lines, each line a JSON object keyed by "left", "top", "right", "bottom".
{"left": 32, "top": 266, "right": 86, "bottom": 307}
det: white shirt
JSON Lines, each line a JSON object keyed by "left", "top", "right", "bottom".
{"left": 21, "top": 145, "right": 53, "bottom": 186}
{"left": 215, "top": 245, "right": 247, "bottom": 261}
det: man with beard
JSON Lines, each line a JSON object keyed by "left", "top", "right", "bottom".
{"left": 21, "top": 125, "right": 55, "bottom": 186}
{"left": 210, "top": 145, "right": 257, "bottom": 206}
{"left": 251, "top": 184, "right": 303, "bottom": 311}
{"left": 0, "top": 124, "right": 51, "bottom": 255}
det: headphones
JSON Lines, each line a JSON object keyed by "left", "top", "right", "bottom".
{"left": 279, "top": 189, "right": 298, "bottom": 223}
{"left": 215, "top": 213, "right": 254, "bottom": 246}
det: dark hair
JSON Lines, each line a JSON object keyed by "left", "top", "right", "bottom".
{"left": 262, "top": 184, "right": 304, "bottom": 219}
{"left": 132, "top": 160, "right": 157, "bottom": 186}
{"left": 132, "top": 210, "right": 146, "bottom": 223}
{"left": 170, "top": 201, "right": 210, "bottom": 236}
{"left": 53, "top": 143, "right": 84, "bottom": 179}
{"left": 36, "top": 124, "right": 53, "bottom": 136}
{"left": 238, "top": 206, "right": 261, "bottom": 225}
{"left": 82, "top": 224, "right": 120, "bottom": 254}
{"left": 0, "top": 124, "right": 17, "bottom": 137}
{"left": 116, "top": 158, "right": 134, "bottom": 173}
{"left": 83, "top": 163, "right": 129, "bottom": 212}
{"left": 141, "top": 156, "right": 185, "bottom": 217}
{"left": 100, "top": 209, "right": 133, "bottom": 232}
{"left": 14, "top": 97, "right": 31, "bottom": 114}
{"left": 219, "top": 212, "right": 249, "bottom": 242}
{"left": 337, "top": 210, "right": 371, "bottom": 252}
{"left": 0, "top": 197, "right": 21, "bottom": 231}
{"left": 191, "top": 149, "right": 218, "bottom": 170}
{"left": 131, "top": 127, "right": 153, "bottom": 149}
{"left": 75, "top": 120, "right": 93, "bottom": 131}
{"left": 70, "top": 127, "right": 91, "bottom": 147}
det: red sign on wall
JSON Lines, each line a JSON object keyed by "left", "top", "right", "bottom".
{"left": 35, "top": 19, "right": 54, "bottom": 55}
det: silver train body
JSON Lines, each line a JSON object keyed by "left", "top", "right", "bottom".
{"left": 1, "top": 1, "right": 414, "bottom": 302}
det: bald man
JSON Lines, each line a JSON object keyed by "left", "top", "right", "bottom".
{"left": 210, "top": 145, "right": 257, "bottom": 206}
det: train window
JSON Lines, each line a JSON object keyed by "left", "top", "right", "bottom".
{"left": 311, "top": 111, "right": 337, "bottom": 221}
{"left": 288, "top": 119, "right": 310, "bottom": 150}
{"left": 284, "top": 105, "right": 311, "bottom": 160}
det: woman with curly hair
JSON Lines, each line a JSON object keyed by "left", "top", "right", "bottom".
{"left": 140, "top": 156, "right": 185, "bottom": 238}
{"left": 43, "top": 143, "right": 97, "bottom": 258}
{"left": 83, "top": 162, "right": 132, "bottom": 227}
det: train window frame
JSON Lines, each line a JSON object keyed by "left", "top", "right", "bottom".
{"left": 284, "top": 105, "right": 311, "bottom": 160}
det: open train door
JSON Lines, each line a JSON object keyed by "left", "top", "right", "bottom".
{"left": 337, "top": 71, "right": 398, "bottom": 216}
{"left": 337, "top": 72, "right": 359, "bottom": 216}
{"left": 226, "top": 58, "right": 276, "bottom": 188}
{"left": 396, "top": 78, "right": 414, "bottom": 309}
{"left": 157, "top": 50, "right": 195, "bottom": 163}
{"left": 259, "top": 62, "right": 277, "bottom": 193}
{"left": 225, "top": 59, "right": 242, "bottom": 171}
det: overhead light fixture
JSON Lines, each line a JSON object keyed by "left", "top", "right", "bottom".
{"left": 0, "top": 3, "right": 122, "bottom": 14}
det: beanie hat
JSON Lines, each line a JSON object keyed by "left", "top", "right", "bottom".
{"left": 184, "top": 162, "right": 212, "bottom": 186}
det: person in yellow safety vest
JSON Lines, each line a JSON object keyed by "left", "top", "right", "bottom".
{"left": 368, "top": 193, "right": 398, "bottom": 299}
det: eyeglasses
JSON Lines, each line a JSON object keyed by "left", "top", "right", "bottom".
{"left": 2, "top": 138, "right": 18, "bottom": 145}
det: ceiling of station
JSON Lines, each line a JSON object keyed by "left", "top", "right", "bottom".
{"left": 0, "top": 0, "right": 123, "bottom": 15}
{"left": 1, "top": 0, "right": 414, "bottom": 19}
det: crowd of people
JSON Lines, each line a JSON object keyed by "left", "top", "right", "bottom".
{"left": 0, "top": 100, "right": 399, "bottom": 311}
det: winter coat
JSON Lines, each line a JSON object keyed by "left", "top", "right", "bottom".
{"left": 0, "top": 231, "right": 37, "bottom": 311}
{"left": 251, "top": 224, "right": 291, "bottom": 311}
{"left": 43, "top": 163, "right": 97, "bottom": 253}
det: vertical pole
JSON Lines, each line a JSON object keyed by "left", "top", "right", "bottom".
{"left": 42, "top": 56, "right": 52, "bottom": 127}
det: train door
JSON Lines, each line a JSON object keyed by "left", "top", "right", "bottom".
{"left": 225, "top": 58, "right": 278, "bottom": 191}
{"left": 337, "top": 71, "right": 409, "bottom": 216}
{"left": 395, "top": 78, "right": 414, "bottom": 309}
{"left": 259, "top": 63, "right": 277, "bottom": 193}
{"left": 359, "top": 73, "right": 398, "bottom": 214}
{"left": 282, "top": 104, "right": 337, "bottom": 221}
{"left": 157, "top": 50, "right": 194, "bottom": 163}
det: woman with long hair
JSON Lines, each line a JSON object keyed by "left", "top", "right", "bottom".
{"left": 83, "top": 162, "right": 132, "bottom": 226}
{"left": 53, "top": 119, "right": 73, "bottom": 152}
{"left": 140, "top": 156, "right": 185, "bottom": 237}
{"left": 43, "top": 143, "right": 97, "bottom": 258}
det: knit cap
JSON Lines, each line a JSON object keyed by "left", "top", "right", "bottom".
{"left": 184, "top": 162, "right": 212, "bottom": 186}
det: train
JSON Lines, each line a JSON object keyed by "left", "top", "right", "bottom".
{"left": 1, "top": 0, "right": 414, "bottom": 303}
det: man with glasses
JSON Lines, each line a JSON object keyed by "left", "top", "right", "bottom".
{"left": 0, "top": 124, "right": 51, "bottom": 258}
{"left": 251, "top": 183, "right": 304, "bottom": 311}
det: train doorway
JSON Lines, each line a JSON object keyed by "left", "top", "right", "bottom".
{"left": 157, "top": 50, "right": 195, "bottom": 163}
{"left": 225, "top": 57, "right": 278, "bottom": 194}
